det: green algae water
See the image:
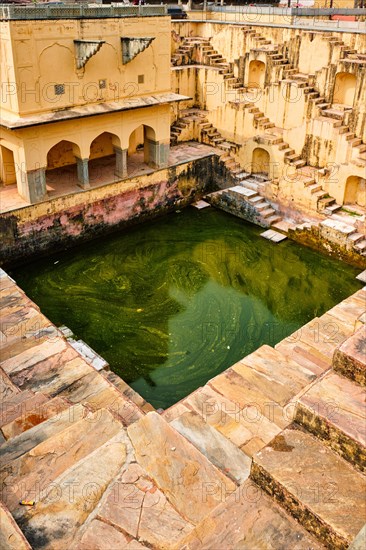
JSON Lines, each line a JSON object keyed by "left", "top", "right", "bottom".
{"left": 13, "top": 208, "right": 362, "bottom": 409}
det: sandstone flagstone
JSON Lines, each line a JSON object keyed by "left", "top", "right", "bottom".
{"left": 102, "top": 370, "right": 154, "bottom": 413}
{"left": 0, "top": 326, "right": 61, "bottom": 364}
{"left": 97, "top": 462, "right": 193, "bottom": 548}
{"left": 280, "top": 315, "right": 353, "bottom": 361}
{"left": 75, "top": 519, "right": 148, "bottom": 549}
{"left": 236, "top": 345, "right": 316, "bottom": 402}
{"left": 275, "top": 338, "right": 331, "bottom": 375}
{"left": 127, "top": 411, "right": 236, "bottom": 525}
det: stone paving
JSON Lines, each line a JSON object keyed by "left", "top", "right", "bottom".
{"left": 0, "top": 267, "right": 365, "bottom": 549}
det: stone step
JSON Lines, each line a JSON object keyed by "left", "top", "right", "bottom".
{"left": 248, "top": 194, "right": 262, "bottom": 204}
{"left": 355, "top": 143, "right": 366, "bottom": 153}
{"left": 318, "top": 196, "right": 335, "bottom": 208}
{"left": 324, "top": 203, "right": 342, "bottom": 214}
{"left": 254, "top": 201, "right": 269, "bottom": 211}
{"left": 251, "top": 428, "right": 366, "bottom": 549}
{"left": 1, "top": 396, "right": 70, "bottom": 441}
{"left": 208, "top": 345, "right": 315, "bottom": 430}
{"left": 292, "top": 159, "right": 307, "bottom": 168}
{"left": 261, "top": 207, "right": 276, "bottom": 218}
{"left": 267, "top": 214, "right": 282, "bottom": 226}
{"left": 176, "top": 479, "right": 324, "bottom": 550}
{"left": 57, "top": 370, "right": 143, "bottom": 425}
{"left": 295, "top": 370, "right": 365, "bottom": 471}
{"left": 0, "top": 408, "right": 124, "bottom": 513}
{"left": 349, "top": 138, "right": 362, "bottom": 147}
{"left": 127, "top": 411, "right": 236, "bottom": 525}
{"left": 0, "top": 402, "right": 87, "bottom": 466}
{"left": 240, "top": 179, "right": 259, "bottom": 192}
{"left": 348, "top": 232, "right": 365, "bottom": 244}
{"left": 228, "top": 185, "right": 257, "bottom": 199}
{"left": 170, "top": 410, "right": 251, "bottom": 484}
{"left": 355, "top": 240, "right": 366, "bottom": 251}
{"left": 308, "top": 183, "right": 323, "bottom": 194}
{"left": 333, "top": 326, "right": 366, "bottom": 387}
{"left": 15, "top": 429, "right": 129, "bottom": 549}
{"left": 164, "top": 383, "right": 281, "bottom": 458}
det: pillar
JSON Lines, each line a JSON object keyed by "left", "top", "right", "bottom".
{"left": 76, "top": 157, "right": 90, "bottom": 189}
{"left": 144, "top": 139, "right": 169, "bottom": 169}
{"left": 20, "top": 168, "right": 47, "bottom": 204}
{"left": 114, "top": 146, "right": 128, "bottom": 179}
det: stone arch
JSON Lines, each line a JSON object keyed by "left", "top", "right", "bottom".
{"left": 89, "top": 131, "right": 121, "bottom": 160}
{"left": 344, "top": 175, "right": 366, "bottom": 208}
{"left": 46, "top": 140, "right": 81, "bottom": 170}
{"left": 46, "top": 140, "right": 85, "bottom": 191}
{"left": 248, "top": 60, "right": 266, "bottom": 88}
{"left": 0, "top": 144, "right": 16, "bottom": 186}
{"left": 252, "top": 147, "right": 270, "bottom": 175}
{"left": 89, "top": 132, "right": 124, "bottom": 183}
{"left": 127, "top": 124, "right": 165, "bottom": 173}
{"left": 333, "top": 72, "right": 357, "bottom": 106}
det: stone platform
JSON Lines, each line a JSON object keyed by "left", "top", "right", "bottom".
{"left": 0, "top": 268, "right": 365, "bottom": 549}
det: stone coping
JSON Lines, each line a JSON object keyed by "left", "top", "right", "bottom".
{"left": 0, "top": 4, "right": 167, "bottom": 21}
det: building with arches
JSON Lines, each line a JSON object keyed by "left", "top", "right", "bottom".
{"left": 0, "top": 4, "right": 186, "bottom": 203}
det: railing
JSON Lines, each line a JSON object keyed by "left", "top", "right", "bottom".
{"left": 0, "top": 4, "right": 167, "bottom": 21}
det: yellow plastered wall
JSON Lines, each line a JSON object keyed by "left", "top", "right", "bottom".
{"left": 0, "top": 22, "right": 19, "bottom": 115}
{"left": 4, "top": 16, "right": 171, "bottom": 117}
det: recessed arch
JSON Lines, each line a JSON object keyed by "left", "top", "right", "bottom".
{"left": 127, "top": 124, "right": 158, "bottom": 175}
{"left": 89, "top": 131, "right": 123, "bottom": 184}
{"left": 252, "top": 147, "right": 270, "bottom": 176}
{"left": 344, "top": 175, "right": 366, "bottom": 208}
{"left": 248, "top": 60, "right": 266, "bottom": 89}
{"left": 333, "top": 72, "right": 356, "bottom": 106}
{"left": 45, "top": 140, "right": 81, "bottom": 193}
